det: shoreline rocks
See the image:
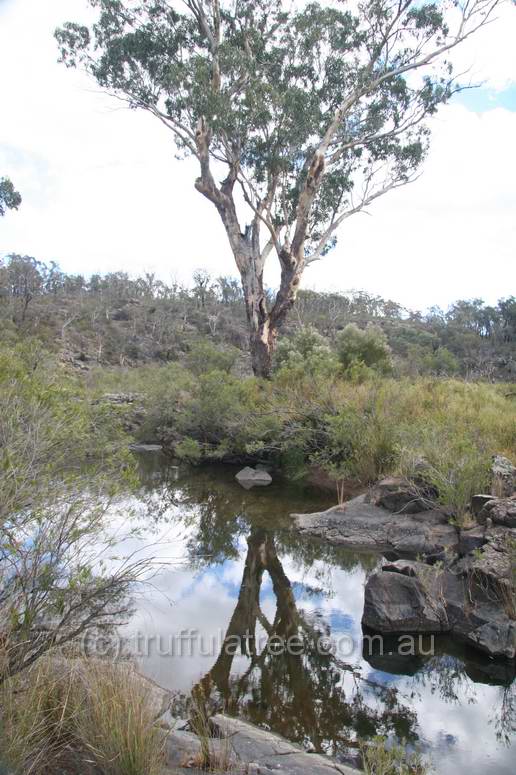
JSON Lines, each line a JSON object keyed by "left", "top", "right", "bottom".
{"left": 366, "top": 475, "right": 436, "bottom": 514}
{"left": 292, "top": 462, "right": 516, "bottom": 661}
{"left": 362, "top": 542, "right": 516, "bottom": 659}
{"left": 292, "top": 493, "right": 458, "bottom": 557}
{"left": 163, "top": 708, "right": 359, "bottom": 774}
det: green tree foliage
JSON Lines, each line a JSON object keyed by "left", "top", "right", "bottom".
{"left": 336, "top": 323, "right": 392, "bottom": 375}
{"left": 0, "top": 254, "right": 45, "bottom": 324}
{"left": 55, "top": 0, "right": 500, "bottom": 376}
{"left": 0, "top": 177, "right": 21, "bottom": 217}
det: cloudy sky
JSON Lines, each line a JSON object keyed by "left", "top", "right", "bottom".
{"left": 0, "top": 0, "right": 515, "bottom": 311}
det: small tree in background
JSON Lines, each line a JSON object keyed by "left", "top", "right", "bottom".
{"left": 0, "top": 177, "right": 21, "bottom": 218}
{"left": 55, "top": 0, "right": 501, "bottom": 377}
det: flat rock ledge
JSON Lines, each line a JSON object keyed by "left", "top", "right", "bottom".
{"left": 292, "top": 494, "right": 458, "bottom": 558}
{"left": 163, "top": 711, "right": 358, "bottom": 775}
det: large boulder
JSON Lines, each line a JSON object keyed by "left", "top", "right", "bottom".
{"left": 490, "top": 455, "right": 516, "bottom": 497}
{"left": 362, "top": 561, "right": 449, "bottom": 633}
{"left": 366, "top": 476, "right": 435, "bottom": 514}
{"left": 479, "top": 497, "right": 516, "bottom": 528}
{"left": 236, "top": 466, "right": 272, "bottom": 489}
{"left": 210, "top": 715, "right": 358, "bottom": 775}
{"left": 462, "top": 619, "right": 516, "bottom": 660}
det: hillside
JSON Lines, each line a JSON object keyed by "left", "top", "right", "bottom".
{"left": 1, "top": 255, "right": 515, "bottom": 380}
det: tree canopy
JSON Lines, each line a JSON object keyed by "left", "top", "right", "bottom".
{"left": 55, "top": 0, "right": 500, "bottom": 375}
{"left": 0, "top": 177, "right": 21, "bottom": 217}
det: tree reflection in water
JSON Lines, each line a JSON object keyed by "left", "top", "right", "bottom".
{"left": 191, "top": 527, "right": 418, "bottom": 759}
{"left": 133, "top": 457, "right": 515, "bottom": 759}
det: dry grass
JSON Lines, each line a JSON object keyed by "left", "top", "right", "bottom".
{"left": 76, "top": 660, "right": 165, "bottom": 775}
{"left": 187, "top": 687, "right": 235, "bottom": 772}
{"left": 0, "top": 658, "right": 79, "bottom": 775}
{"left": 0, "top": 658, "right": 165, "bottom": 775}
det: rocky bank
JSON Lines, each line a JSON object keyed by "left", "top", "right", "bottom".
{"left": 292, "top": 457, "right": 516, "bottom": 660}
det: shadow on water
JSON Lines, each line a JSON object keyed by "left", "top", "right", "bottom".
{"left": 126, "top": 455, "right": 515, "bottom": 773}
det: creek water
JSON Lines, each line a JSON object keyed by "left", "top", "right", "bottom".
{"left": 110, "top": 453, "right": 515, "bottom": 774}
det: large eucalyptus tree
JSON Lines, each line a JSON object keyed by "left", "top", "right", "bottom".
{"left": 56, "top": 0, "right": 499, "bottom": 377}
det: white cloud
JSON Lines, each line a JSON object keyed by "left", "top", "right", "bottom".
{"left": 0, "top": 0, "right": 515, "bottom": 310}
{"left": 308, "top": 103, "right": 516, "bottom": 309}
{"left": 450, "top": 0, "right": 516, "bottom": 92}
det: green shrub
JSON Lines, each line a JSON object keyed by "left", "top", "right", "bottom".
{"left": 0, "top": 343, "right": 143, "bottom": 684}
{"left": 336, "top": 323, "right": 392, "bottom": 374}
{"left": 274, "top": 326, "right": 338, "bottom": 377}
{"left": 81, "top": 356, "right": 516, "bottom": 504}
{"left": 185, "top": 340, "right": 239, "bottom": 376}
{"left": 174, "top": 436, "right": 202, "bottom": 462}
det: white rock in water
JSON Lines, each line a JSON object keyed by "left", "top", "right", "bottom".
{"left": 236, "top": 466, "right": 272, "bottom": 488}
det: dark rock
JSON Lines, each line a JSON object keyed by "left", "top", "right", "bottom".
{"left": 235, "top": 467, "right": 272, "bottom": 489}
{"left": 458, "top": 526, "right": 486, "bottom": 556}
{"left": 363, "top": 560, "right": 449, "bottom": 633}
{"left": 366, "top": 476, "right": 433, "bottom": 514}
{"left": 490, "top": 454, "right": 516, "bottom": 497}
{"left": 462, "top": 618, "right": 516, "bottom": 660}
{"left": 362, "top": 546, "right": 516, "bottom": 659}
{"left": 471, "top": 494, "right": 495, "bottom": 516}
{"left": 485, "top": 525, "right": 516, "bottom": 556}
{"left": 463, "top": 541, "right": 513, "bottom": 609}
{"left": 480, "top": 497, "right": 516, "bottom": 528}
{"left": 292, "top": 494, "right": 457, "bottom": 558}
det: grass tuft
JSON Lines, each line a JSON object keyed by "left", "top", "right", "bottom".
{"left": 0, "top": 658, "right": 165, "bottom": 775}
{"left": 360, "top": 736, "right": 429, "bottom": 775}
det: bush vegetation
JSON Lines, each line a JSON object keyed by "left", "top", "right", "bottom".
{"left": 0, "top": 341, "right": 148, "bottom": 684}
{"left": 360, "top": 736, "right": 428, "bottom": 775}
{"left": 86, "top": 348, "right": 516, "bottom": 517}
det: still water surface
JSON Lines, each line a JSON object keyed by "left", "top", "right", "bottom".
{"left": 112, "top": 454, "right": 515, "bottom": 774}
